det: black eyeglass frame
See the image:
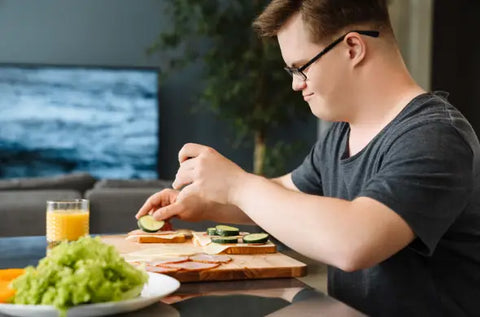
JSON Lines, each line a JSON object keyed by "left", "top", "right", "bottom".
{"left": 284, "top": 30, "right": 380, "bottom": 81}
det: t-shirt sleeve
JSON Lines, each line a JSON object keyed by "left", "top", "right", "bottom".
{"left": 359, "top": 123, "right": 474, "bottom": 256}
{"left": 292, "top": 141, "right": 324, "bottom": 196}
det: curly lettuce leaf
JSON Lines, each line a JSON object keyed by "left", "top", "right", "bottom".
{"left": 11, "top": 236, "right": 148, "bottom": 316}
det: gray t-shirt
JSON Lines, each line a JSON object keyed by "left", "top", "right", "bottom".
{"left": 292, "top": 92, "right": 480, "bottom": 316}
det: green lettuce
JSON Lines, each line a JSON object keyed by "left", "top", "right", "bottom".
{"left": 11, "top": 236, "right": 148, "bottom": 317}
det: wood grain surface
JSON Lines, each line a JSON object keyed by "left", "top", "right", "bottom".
{"left": 101, "top": 234, "right": 307, "bottom": 282}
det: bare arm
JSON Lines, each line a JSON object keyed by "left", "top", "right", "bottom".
{"left": 172, "top": 143, "right": 415, "bottom": 271}
{"left": 206, "top": 173, "right": 298, "bottom": 224}
{"left": 270, "top": 173, "right": 300, "bottom": 192}
{"left": 136, "top": 188, "right": 255, "bottom": 225}
{"left": 139, "top": 174, "right": 298, "bottom": 225}
{"left": 204, "top": 201, "right": 255, "bottom": 225}
{"left": 230, "top": 174, "right": 414, "bottom": 271}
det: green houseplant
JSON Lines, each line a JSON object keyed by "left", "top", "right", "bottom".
{"left": 149, "top": 0, "right": 310, "bottom": 176}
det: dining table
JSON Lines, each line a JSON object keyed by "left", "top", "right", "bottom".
{"left": 0, "top": 235, "right": 365, "bottom": 316}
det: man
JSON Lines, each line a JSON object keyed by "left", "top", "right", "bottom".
{"left": 136, "top": 0, "right": 480, "bottom": 315}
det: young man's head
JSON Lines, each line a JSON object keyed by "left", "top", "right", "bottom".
{"left": 253, "top": 0, "right": 404, "bottom": 122}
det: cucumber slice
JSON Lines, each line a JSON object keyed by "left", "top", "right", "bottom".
{"left": 137, "top": 215, "right": 165, "bottom": 233}
{"left": 243, "top": 233, "right": 269, "bottom": 244}
{"left": 215, "top": 225, "right": 239, "bottom": 236}
{"left": 211, "top": 236, "right": 239, "bottom": 244}
{"left": 207, "top": 227, "right": 218, "bottom": 236}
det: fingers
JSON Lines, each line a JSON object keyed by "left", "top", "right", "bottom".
{"left": 135, "top": 189, "right": 178, "bottom": 219}
{"left": 178, "top": 143, "right": 210, "bottom": 163}
{"left": 172, "top": 158, "right": 195, "bottom": 190}
{"left": 176, "top": 183, "right": 196, "bottom": 202}
{"left": 152, "top": 202, "right": 184, "bottom": 221}
{"left": 136, "top": 192, "right": 161, "bottom": 219}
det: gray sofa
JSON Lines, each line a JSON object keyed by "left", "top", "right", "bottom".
{"left": 0, "top": 173, "right": 258, "bottom": 237}
{"left": 0, "top": 173, "right": 164, "bottom": 237}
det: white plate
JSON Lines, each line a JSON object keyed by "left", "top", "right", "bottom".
{"left": 0, "top": 272, "right": 180, "bottom": 317}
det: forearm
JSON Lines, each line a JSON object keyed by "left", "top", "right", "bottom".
{"left": 212, "top": 174, "right": 296, "bottom": 225}
{"left": 205, "top": 174, "right": 296, "bottom": 225}
{"left": 205, "top": 201, "right": 256, "bottom": 225}
{"left": 229, "top": 173, "right": 400, "bottom": 270}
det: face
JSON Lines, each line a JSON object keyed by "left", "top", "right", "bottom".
{"left": 277, "top": 13, "right": 353, "bottom": 121}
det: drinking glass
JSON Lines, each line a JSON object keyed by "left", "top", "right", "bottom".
{"left": 46, "top": 199, "right": 89, "bottom": 249}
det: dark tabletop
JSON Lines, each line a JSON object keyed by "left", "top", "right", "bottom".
{"left": 0, "top": 236, "right": 364, "bottom": 317}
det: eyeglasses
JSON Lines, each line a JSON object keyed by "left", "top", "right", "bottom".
{"left": 284, "top": 30, "right": 380, "bottom": 81}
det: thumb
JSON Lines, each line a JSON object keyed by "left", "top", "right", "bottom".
{"left": 152, "top": 202, "right": 184, "bottom": 221}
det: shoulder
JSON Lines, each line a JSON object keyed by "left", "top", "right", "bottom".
{"left": 383, "top": 92, "right": 478, "bottom": 154}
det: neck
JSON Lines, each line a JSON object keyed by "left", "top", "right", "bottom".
{"left": 349, "top": 50, "right": 425, "bottom": 134}
{"left": 346, "top": 49, "right": 425, "bottom": 156}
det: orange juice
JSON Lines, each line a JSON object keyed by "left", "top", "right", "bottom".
{"left": 46, "top": 199, "right": 89, "bottom": 248}
{"left": 46, "top": 210, "right": 89, "bottom": 242}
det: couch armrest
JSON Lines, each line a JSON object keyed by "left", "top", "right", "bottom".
{"left": 0, "top": 190, "right": 82, "bottom": 237}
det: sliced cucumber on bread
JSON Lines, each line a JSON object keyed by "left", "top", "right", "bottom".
{"left": 211, "top": 236, "right": 239, "bottom": 244}
{"left": 243, "top": 233, "right": 269, "bottom": 244}
{"left": 215, "top": 225, "right": 239, "bottom": 236}
{"left": 207, "top": 227, "right": 218, "bottom": 236}
{"left": 137, "top": 215, "right": 165, "bottom": 233}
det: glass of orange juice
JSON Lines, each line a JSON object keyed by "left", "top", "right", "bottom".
{"left": 46, "top": 199, "right": 89, "bottom": 249}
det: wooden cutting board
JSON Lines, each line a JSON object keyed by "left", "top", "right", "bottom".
{"left": 101, "top": 235, "right": 307, "bottom": 282}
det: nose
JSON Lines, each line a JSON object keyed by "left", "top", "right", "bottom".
{"left": 292, "top": 76, "right": 306, "bottom": 91}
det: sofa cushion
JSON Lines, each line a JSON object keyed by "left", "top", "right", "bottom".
{"left": 0, "top": 189, "right": 82, "bottom": 237}
{"left": 0, "top": 173, "right": 96, "bottom": 195}
{"left": 93, "top": 179, "right": 172, "bottom": 189}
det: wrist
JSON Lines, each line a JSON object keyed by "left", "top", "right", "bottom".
{"left": 228, "top": 171, "right": 258, "bottom": 206}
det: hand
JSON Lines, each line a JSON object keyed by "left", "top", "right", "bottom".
{"left": 135, "top": 188, "right": 179, "bottom": 219}
{"left": 135, "top": 188, "right": 209, "bottom": 222}
{"left": 172, "top": 143, "right": 246, "bottom": 205}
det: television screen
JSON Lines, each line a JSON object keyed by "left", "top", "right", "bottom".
{"left": 0, "top": 64, "right": 159, "bottom": 179}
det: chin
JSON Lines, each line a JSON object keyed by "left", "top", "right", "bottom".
{"left": 308, "top": 100, "right": 335, "bottom": 121}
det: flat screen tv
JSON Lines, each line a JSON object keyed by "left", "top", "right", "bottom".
{"left": 0, "top": 64, "right": 159, "bottom": 179}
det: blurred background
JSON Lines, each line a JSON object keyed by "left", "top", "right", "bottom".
{"left": 0, "top": 0, "right": 477, "bottom": 180}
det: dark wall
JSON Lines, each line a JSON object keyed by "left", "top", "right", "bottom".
{"left": 432, "top": 0, "right": 480, "bottom": 133}
{"left": 0, "top": 0, "right": 316, "bottom": 180}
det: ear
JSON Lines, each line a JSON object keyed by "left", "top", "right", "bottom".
{"left": 344, "top": 33, "right": 366, "bottom": 67}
